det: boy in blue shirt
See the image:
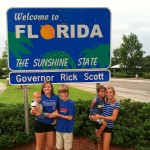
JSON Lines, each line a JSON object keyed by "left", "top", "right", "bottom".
{"left": 50, "top": 84, "right": 75, "bottom": 150}
{"left": 89, "top": 85, "right": 107, "bottom": 144}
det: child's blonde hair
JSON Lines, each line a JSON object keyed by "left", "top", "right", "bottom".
{"left": 33, "top": 91, "right": 41, "bottom": 97}
{"left": 106, "top": 86, "right": 116, "bottom": 95}
{"left": 58, "top": 84, "right": 69, "bottom": 95}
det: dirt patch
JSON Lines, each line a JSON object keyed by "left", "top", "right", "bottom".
{"left": 3, "top": 136, "right": 136, "bottom": 150}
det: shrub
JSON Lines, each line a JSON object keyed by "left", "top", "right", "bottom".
{"left": 113, "top": 73, "right": 134, "bottom": 78}
{"left": 111, "top": 99, "right": 150, "bottom": 149}
{"left": 0, "top": 103, "right": 35, "bottom": 148}
{"left": 143, "top": 73, "right": 150, "bottom": 79}
{"left": 0, "top": 100, "right": 150, "bottom": 150}
{"left": 74, "top": 99, "right": 150, "bottom": 149}
{"left": 74, "top": 99, "right": 94, "bottom": 137}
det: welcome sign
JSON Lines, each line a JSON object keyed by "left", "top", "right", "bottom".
{"left": 7, "top": 8, "right": 111, "bottom": 71}
{"left": 9, "top": 70, "right": 110, "bottom": 85}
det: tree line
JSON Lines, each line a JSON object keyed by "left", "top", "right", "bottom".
{"left": 0, "top": 33, "right": 150, "bottom": 78}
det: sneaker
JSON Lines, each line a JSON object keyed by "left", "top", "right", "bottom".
{"left": 96, "top": 119, "right": 101, "bottom": 124}
{"left": 97, "top": 137, "right": 102, "bottom": 144}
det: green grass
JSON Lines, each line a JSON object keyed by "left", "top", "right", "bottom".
{"left": 0, "top": 79, "right": 95, "bottom": 104}
{"left": 0, "top": 79, "right": 6, "bottom": 84}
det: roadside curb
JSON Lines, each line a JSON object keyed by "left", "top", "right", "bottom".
{"left": 110, "top": 78, "right": 150, "bottom": 83}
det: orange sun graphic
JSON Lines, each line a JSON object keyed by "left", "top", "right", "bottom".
{"left": 40, "top": 24, "right": 55, "bottom": 40}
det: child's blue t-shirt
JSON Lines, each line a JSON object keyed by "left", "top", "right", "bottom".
{"left": 35, "top": 94, "right": 60, "bottom": 124}
{"left": 56, "top": 99, "right": 76, "bottom": 133}
{"left": 89, "top": 95, "right": 105, "bottom": 115}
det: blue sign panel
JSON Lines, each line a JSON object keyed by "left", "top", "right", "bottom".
{"left": 9, "top": 70, "right": 110, "bottom": 85}
{"left": 7, "top": 8, "right": 111, "bottom": 71}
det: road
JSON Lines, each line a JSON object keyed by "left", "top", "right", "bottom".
{"left": 68, "top": 78, "right": 150, "bottom": 103}
{"left": 0, "top": 78, "right": 150, "bottom": 102}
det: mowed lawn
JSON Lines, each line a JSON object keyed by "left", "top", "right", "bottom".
{"left": 0, "top": 79, "right": 95, "bottom": 104}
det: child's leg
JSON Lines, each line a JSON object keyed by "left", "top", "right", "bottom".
{"left": 56, "top": 132, "right": 64, "bottom": 150}
{"left": 63, "top": 133, "right": 73, "bottom": 150}
{"left": 96, "top": 119, "right": 107, "bottom": 143}
{"left": 95, "top": 129, "right": 102, "bottom": 150}
{"left": 98, "top": 119, "right": 107, "bottom": 136}
{"left": 95, "top": 128, "right": 100, "bottom": 139}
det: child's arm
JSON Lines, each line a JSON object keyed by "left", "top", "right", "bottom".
{"left": 45, "top": 110, "right": 58, "bottom": 118}
{"left": 90, "top": 97, "right": 96, "bottom": 108}
{"left": 31, "top": 107, "right": 41, "bottom": 116}
{"left": 50, "top": 111, "right": 73, "bottom": 120}
{"left": 57, "top": 113, "right": 73, "bottom": 120}
{"left": 92, "top": 108, "right": 119, "bottom": 122}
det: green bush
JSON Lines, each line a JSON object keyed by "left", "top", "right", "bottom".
{"left": 0, "top": 103, "right": 35, "bottom": 148}
{"left": 74, "top": 99, "right": 94, "bottom": 137}
{"left": 112, "top": 99, "right": 150, "bottom": 149}
{"left": 0, "top": 100, "right": 150, "bottom": 149}
{"left": 74, "top": 99, "right": 150, "bottom": 149}
{"left": 143, "top": 73, "right": 150, "bottom": 79}
{"left": 113, "top": 73, "right": 134, "bottom": 78}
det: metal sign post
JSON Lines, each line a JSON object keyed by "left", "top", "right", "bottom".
{"left": 24, "top": 85, "right": 29, "bottom": 135}
{"left": 96, "top": 83, "right": 101, "bottom": 92}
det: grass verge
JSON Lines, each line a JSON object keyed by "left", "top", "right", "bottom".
{"left": 0, "top": 79, "right": 95, "bottom": 104}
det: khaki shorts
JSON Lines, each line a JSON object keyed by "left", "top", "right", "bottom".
{"left": 56, "top": 131, "right": 73, "bottom": 150}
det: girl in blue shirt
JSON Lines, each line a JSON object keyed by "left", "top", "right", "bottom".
{"left": 31, "top": 81, "right": 60, "bottom": 150}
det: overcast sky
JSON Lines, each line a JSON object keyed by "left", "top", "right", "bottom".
{"left": 0, "top": 0, "right": 150, "bottom": 58}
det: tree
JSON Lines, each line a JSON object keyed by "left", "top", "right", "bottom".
{"left": 0, "top": 41, "right": 9, "bottom": 77}
{"left": 142, "top": 55, "right": 150, "bottom": 73}
{"left": 112, "top": 48, "right": 121, "bottom": 65}
{"left": 112, "top": 47, "right": 128, "bottom": 73}
{"left": 112, "top": 33, "right": 145, "bottom": 75}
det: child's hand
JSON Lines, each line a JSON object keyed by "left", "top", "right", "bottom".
{"left": 36, "top": 112, "right": 41, "bottom": 116}
{"left": 46, "top": 112, "right": 58, "bottom": 118}
{"left": 92, "top": 97, "right": 96, "bottom": 104}
{"left": 30, "top": 110, "right": 40, "bottom": 116}
{"left": 51, "top": 111, "right": 58, "bottom": 118}
{"left": 91, "top": 114, "right": 103, "bottom": 121}
{"left": 89, "top": 115, "right": 92, "bottom": 120}
{"left": 46, "top": 113, "right": 53, "bottom": 118}
{"left": 30, "top": 110, "right": 35, "bottom": 116}
{"left": 51, "top": 119, "right": 57, "bottom": 125}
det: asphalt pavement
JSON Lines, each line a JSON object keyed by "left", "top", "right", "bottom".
{"left": 0, "top": 78, "right": 150, "bottom": 102}
{"left": 67, "top": 78, "right": 150, "bottom": 103}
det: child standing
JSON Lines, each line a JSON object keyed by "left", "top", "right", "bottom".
{"left": 50, "top": 84, "right": 76, "bottom": 150}
{"left": 89, "top": 85, "right": 107, "bottom": 145}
